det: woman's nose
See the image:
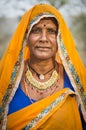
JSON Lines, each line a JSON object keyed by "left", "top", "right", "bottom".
{"left": 39, "top": 31, "right": 48, "bottom": 42}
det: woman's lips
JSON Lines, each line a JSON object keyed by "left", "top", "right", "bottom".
{"left": 36, "top": 46, "right": 51, "bottom": 51}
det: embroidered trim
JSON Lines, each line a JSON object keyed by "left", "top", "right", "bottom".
{"left": 22, "top": 89, "right": 73, "bottom": 130}
{"left": 57, "top": 31, "right": 86, "bottom": 120}
{"left": 29, "top": 12, "right": 55, "bottom": 26}
{"left": 26, "top": 13, "right": 57, "bottom": 40}
{"left": 0, "top": 13, "right": 58, "bottom": 130}
{"left": 0, "top": 50, "right": 24, "bottom": 130}
{"left": 25, "top": 69, "right": 58, "bottom": 90}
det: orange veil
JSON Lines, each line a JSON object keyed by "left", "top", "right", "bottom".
{"left": 0, "top": 3, "right": 86, "bottom": 129}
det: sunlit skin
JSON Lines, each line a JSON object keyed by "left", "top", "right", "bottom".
{"left": 21, "top": 18, "right": 64, "bottom": 100}
{"left": 26, "top": 18, "right": 58, "bottom": 75}
{"left": 27, "top": 19, "right": 58, "bottom": 61}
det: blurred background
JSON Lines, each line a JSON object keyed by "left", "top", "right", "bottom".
{"left": 0, "top": 0, "right": 86, "bottom": 66}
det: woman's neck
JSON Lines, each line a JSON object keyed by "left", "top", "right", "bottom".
{"left": 28, "top": 58, "right": 56, "bottom": 74}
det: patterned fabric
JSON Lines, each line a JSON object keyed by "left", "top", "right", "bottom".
{"left": 22, "top": 89, "right": 73, "bottom": 130}
{"left": 0, "top": 3, "right": 86, "bottom": 130}
{"left": 7, "top": 88, "right": 82, "bottom": 130}
{"left": 8, "top": 71, "right": 73, "bottom": 115}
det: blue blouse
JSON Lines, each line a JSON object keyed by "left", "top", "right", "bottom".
{"left": 8, "top": 71, "right": 86, "bottom": 129}
{"left": 8, "top": 71, "right": 73, "bottom": 114}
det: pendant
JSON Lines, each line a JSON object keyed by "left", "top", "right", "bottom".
{"left": 39, "top": 74, "right": 45, "bottom": 80}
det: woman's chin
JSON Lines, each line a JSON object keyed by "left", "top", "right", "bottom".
{"left": 34, "top": 55, "right": 54, "bottom": 60}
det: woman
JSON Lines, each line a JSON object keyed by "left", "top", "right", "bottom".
{"left": 0, "top": 3, "right": 86, "bottom": 130}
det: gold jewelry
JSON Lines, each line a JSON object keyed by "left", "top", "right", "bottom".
{"left": 25, "top": 68, "right": 58, "bottom": 90}
{"left": 24, "top": 78, "right": 58, "bottom": 98}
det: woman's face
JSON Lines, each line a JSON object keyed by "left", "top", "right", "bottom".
{"left": 27, "top": 18, "right": 58, "bottom": 60}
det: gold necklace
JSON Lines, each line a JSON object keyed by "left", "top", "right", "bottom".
{"left": 25, "top": 68, "right": 59, "bottom": 90}
{"left": 24, "top": 78, "right": 59, "bottom": 100}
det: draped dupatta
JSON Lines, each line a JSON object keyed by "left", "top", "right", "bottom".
{"left": 7, "top": 88, "right": 82, "bottom": 130}
{"left": 0, "top": 3, "right": 86, "bottom": 130}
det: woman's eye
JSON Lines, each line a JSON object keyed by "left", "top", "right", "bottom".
{"left": 31, "top": 28, "right": 41, "bottom": 34}
{"left": 47, "top": 29, "right": 56, "bottom": 34}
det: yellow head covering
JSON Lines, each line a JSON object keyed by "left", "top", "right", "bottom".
{"left": 0, "top": 3, "right": 86, "bottom": 126}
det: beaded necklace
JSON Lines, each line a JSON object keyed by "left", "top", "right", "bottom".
{"left": 25, "top": 67, "right": 58, "bottom": 91}
{"left": 24, "top": 77, "right": 59, "bottom": 102}
{"left": 23, "top": 63, "right": 61, "bottom": 101}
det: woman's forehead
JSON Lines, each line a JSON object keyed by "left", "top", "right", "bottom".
{"left": 26, "top": 16, "right": 59, "bottom": 38}
{"left": 31, "top": 17, "right": 59, "bottom": 30}
{"left": 32, "top": 18, "right": 57, "bottom": 28}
